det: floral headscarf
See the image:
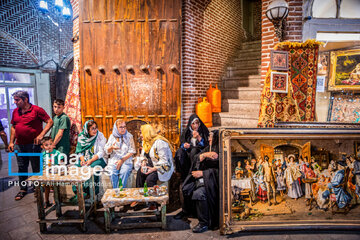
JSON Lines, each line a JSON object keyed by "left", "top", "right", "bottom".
{"left": 75, "top": 120, "right": 98, "bottom": 156}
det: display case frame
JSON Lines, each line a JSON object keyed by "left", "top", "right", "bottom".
{"left": 219, "top": 127, "right": 360, "bottom": 235}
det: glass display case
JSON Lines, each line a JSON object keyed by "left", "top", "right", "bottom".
{"left": 219, "top": 127, "right": 360, "bottom": 234}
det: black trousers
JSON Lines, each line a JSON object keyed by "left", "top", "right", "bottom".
{"left": 136, "top": 169, "right": 158, "bottom": 187}
{"left": 196, "top": 200, "right": 209, "bottom": 226}
{"left": 14, "top": 144, "right": 41, "bottom": 191}
{"left": 175, "top": 147, "right": 201, "bottom": 182}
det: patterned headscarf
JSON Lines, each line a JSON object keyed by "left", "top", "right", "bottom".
{"left": 75, "top": 120, "right": 98, "bottom": 155}
{"left": 141, "top": 124, "right": 173, "bottom": 154}
{"left": 112, "top": 120, "right": 132, "bottom": 146}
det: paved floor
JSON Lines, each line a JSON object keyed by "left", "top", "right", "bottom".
{"left": 1, "top": 149, "right": 360, "bottom": 239}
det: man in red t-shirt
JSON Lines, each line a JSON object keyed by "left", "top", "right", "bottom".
{"left": 8, "top": 90, "right": 53, "bottom": 201}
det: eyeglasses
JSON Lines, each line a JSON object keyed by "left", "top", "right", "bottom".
{"left": 90, "top": 127, "right": 98, "bottom": 131}
{"left": 119, "top": 126, "right": 126, "bottom": 129}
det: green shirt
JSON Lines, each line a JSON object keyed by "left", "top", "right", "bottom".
{"left": 51, "top": 113, "right": 71, "bottom": 155}
{"left": 42, "top": 149, "right": 62, "bottom": 167}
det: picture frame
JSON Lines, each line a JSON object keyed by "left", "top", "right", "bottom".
{"left": 355, "top": 141, "right": 360, "bottom": 159}
{"left": 270, "top": 71, "right": 288, "bottom": 93}
{"left": 318, "top": 52, "right": 329, "bottom": 76}
{"left": 327, "top": 92, "right": 360, "bottom": 123}
{"left": 270, "top": 50, "right": 289, "bottom": 71}
{"left": 329, "top": 49, "right": 360, "bottom": 91}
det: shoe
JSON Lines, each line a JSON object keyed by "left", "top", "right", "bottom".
{"left": 44, "top": 201, "right": 52, "bottom": 209}
{"left": 15, "top": 191, "right": 27, "bottom": 201}
{"left": 130, "top": 201, "right": 138, "bottom": 208}
{"left": 192, "top": 223, "right": 208, "bottom": 233}
{"left": 174, "top": 211, "right": 187, "bottom": 220}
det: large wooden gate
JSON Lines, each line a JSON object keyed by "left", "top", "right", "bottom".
{"left": 79, "top": 0, "right": 181, "bottom": 148}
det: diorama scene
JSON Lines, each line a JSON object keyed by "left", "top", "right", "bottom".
{"left": 230, "top": 138, "right": 360, "bottom": 222}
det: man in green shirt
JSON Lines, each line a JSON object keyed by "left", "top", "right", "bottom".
{"left": 51, "top": 99, "right": 71, "bottom": 160}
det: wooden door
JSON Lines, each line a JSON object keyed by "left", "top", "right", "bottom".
{"left": 302, "top": 142, "right": 311, "bottom": 163}
{"left": 260, "top": 144, "right": 274, "bottom": 162}
{"left": 79, "top": 0, "right": 181, "bottom": 149}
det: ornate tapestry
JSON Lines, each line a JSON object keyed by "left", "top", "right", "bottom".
{"left": 64, "top": 61, "right": 81, "bottom": 152}
{"left": 258, "top": 40, "right": 322, "bottom": 127}
{"left": 328, "top": 93, "right": 360, "bottom": 123}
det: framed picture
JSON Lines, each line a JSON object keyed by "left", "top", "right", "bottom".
{"left": 327, "top": 92, "right": 360, "bottom": 122}
{"left": 270, "top": 71, "right": 288, "bottom": 93}
{"left": 354, "top": 142, "right": 360, "bottom": 159}
{"left": 356, "top": 141, "right": 360, "bottom": 159}
{"left": 270, "top": 50, "right": 289, "bottom": 71}
{"left": 329, "top": 49, "right": 360, "bottom": 90}
{"left": 318, "top": 52, "right": 329, "bottom": 76}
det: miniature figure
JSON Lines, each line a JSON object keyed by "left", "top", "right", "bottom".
{"left": 235, "top": 161, "right": 244, "bottom": 179}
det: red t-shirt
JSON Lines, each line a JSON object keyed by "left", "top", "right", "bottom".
{"left": 11, "top": 104, "right": 50, "bottom": 145}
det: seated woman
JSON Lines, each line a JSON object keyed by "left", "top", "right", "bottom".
{"left": 104, "top": 120, "right": 136, "bottom": 188}
{"left": 175, "top": 114, "right": 209, "bottom": 182}
{"left": 182, "top": 131, "right": 219, "bottom": 233}
{"left": 133, "top": 124, "right": 174, "bottom": 209}
{"left": 72, "top": 120, "right": 107, "bottom": 201}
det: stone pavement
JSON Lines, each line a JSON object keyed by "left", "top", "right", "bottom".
{"left": 1, "top": 149, "right": 360, "bottom": 240}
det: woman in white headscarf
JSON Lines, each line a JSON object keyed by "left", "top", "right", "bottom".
{"left": 104, "top": 120, "right": 136, "bottom": 188}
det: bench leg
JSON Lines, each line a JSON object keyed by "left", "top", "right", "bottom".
{"left": 36, "top": 186, "right": 47, "bottom": 233}
{"left": 77, "top": 184, "right": 87, "bottom": 232}
{"left": 53, "top": 185, "right": 62, "bottom": 217}
{"left": 104, "top": 208, "right": 111, "bottom": 233}
{"left": 161, "top": 205, "right": 166, "bottom": 230}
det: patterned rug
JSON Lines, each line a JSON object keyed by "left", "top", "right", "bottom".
{"left": 64, "top": 61, "right": 81, "bottom": 152}
{"left": 258, "top": 40, "right": 321, "bottom": 127}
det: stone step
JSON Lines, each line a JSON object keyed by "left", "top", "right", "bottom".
{"left": 237, "top": 51, "right": 262, "bottom": 60}
{"left": 241, "top": 41, "right": 261, "bottom": 49}
{"left": 221, "top": 87, "right": 262, "bottom": 99}
{"left": 221, "top": 99, "right": 260, "bottom": 114}
{"left": 230, "top": 59, "right": 261, "bottom": 67}
{"left": 227, "top": 65, "right": 261, "bottom": 72}
{"left": 222, "top": 76, "right": 261, "bottom": 88}
{"left": 213, "top": 113, "right": 259, "bottom": 128}
{"left": 227, "top": 67, "right": 261, "bottom": 77}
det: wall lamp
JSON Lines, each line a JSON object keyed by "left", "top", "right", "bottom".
{"left": 265, "top": 0, "right": 289, "bottom": 42}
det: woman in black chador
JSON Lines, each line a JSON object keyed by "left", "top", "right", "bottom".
{"left": 181, "top": 130, "right": 219, "bottom": 233}
{"left": 175, "top": 114, "right": 209, "bottom": 182}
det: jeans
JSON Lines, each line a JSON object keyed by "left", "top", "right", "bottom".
{"left": 15, "top": 144, "right": 42, "bottom": 191}
{"left": 109, "top": 162, "right": 133, "bottom": 188}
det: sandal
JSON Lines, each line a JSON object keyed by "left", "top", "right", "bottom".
{"left": 15, "top": 191, "right": 27, "bottom": 201}
{"left": 44, "top": 201, "right": 52, "bottom": 209}
{"left": 130, "top": 201, "right": 138, "bottom": 208}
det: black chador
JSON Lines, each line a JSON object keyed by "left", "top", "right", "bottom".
{"left": 182, "top": 130, "right": 219, "bottom": 232}
{"left": 175, "top": 114, "right": 209, "bottom": 182}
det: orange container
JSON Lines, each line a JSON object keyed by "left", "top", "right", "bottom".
{"left": 206, "top": 84, "right": 214, "bottom": 108}
{"left": 197, "top": 97, "right": 212, "bottom": 128}
{"left": 195, "top": 97, "right": 202, "bottom": 115}
{"left": 211, "top": 84, "right": 221, "bottom": 112}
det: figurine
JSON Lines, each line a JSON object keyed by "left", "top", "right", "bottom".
{"left": 235, "top": 161, "right": 244, "bottom": 179}
{"left": 262, "top": 155, "right": 277, "bottom": 205}
{"left": 245, "top": 160, "right": 253, "bottom": 177}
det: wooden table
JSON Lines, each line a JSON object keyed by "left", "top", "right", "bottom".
{"left": 28, "top": 166, "right": 96, "bottom": 232}
{"left": 231, "top": 178, "right": 256, "bottom": 205}
{"left": 101, "top": 188, "right": 168, "bottom": 233}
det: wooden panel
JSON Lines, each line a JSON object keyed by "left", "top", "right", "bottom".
{"left": 79, "top": 0, "right": 181, "bottom": 148}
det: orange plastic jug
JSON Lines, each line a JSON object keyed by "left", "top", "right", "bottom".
{"left": 206, "top": 84, "right": 214, "bottom": 108}
{"left": 211, "top": 84, "right": 221, "bottom": 112}
{"left": 197, "top": 97, "right": 212, "bottom": 128}
{"left": 195, "top": 97, "right": 202, "bottom": 115}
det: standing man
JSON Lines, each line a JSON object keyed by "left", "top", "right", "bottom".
{"left": 8, "top": 91, "right": 53, "bottom": 201}
{"left": 263, "top": 155, "right": 278, "bottom": 206}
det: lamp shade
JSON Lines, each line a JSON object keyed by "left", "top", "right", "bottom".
{"left": 266, "top": 0, "right": 289, "bottom": 21}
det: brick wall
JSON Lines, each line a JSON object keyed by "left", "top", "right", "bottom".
{"left": 0, "top": 0, "right": 73, "bottom": 69}
{"left": 182, "top": 0, "right": 246, "bottom": 127}
{"left": 261, "top": 0, "right": 303, "bottom": 84}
